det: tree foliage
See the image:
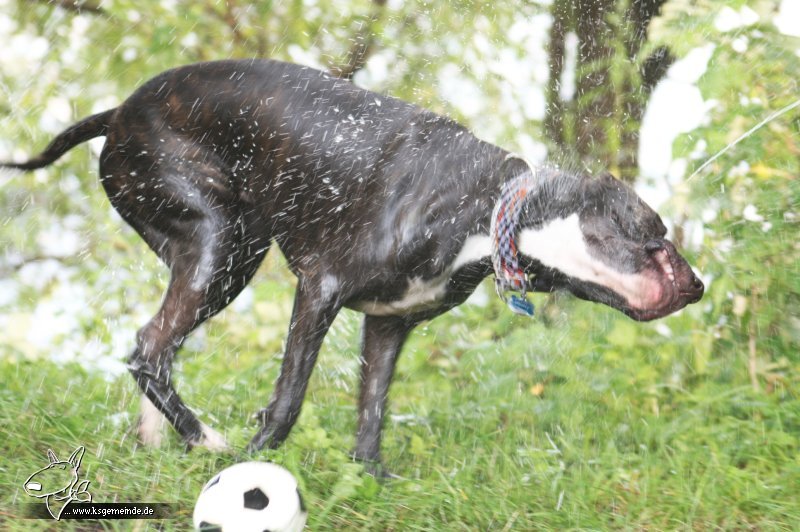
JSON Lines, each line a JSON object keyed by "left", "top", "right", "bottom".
{"left": 649, "top": 0, "right": 800, "bottom": 392}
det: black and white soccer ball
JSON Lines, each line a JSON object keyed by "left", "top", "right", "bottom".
{"left": 193, "top": 462, "right": 307, "bottom": 532}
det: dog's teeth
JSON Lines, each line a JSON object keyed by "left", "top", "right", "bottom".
{"left": 654, "top": 250, "right": 676, "bottom": 283}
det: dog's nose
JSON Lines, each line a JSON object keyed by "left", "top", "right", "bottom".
{"left": 644, "top": 239, "right": 665, "bottom": 253}
{"left": 688, "top": 274, "right": 704, "bottom": 301}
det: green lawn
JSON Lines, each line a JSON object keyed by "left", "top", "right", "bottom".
{"left": 1, "top": 257, "right": 798, "bottom": 530}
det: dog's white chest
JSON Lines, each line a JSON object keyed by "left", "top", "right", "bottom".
{"left": 352, "top": 276, "right": 449, "bottom": 316}
{"left": 351, "top": 234, "right": 491, "bottom": 316}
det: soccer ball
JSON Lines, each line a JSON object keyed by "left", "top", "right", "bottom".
{"left": 193, "top": 462, "right": 307, "bottom": 532}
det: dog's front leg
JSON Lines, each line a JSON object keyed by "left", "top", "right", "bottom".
{"left": 248, "top": 275, "right": 342, "bottom": 452}
{"left": 353, "top": 315, "right": 413, "bottom": 475}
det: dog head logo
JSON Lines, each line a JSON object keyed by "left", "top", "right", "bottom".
{"left": 24, "top": 446, "right": 92, "bottom": 520}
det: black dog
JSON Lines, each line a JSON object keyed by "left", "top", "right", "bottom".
{"left": 2, "top": 59, "right": 703, "bottom": 469}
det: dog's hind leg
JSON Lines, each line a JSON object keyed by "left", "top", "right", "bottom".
{"left": 129, "top": 216, "right": 269, "bottom": 449}
{"left": 248, "top": 274, "right": 342, "bottom": 451}
{"left": 103, "top": 157, "right": 270, "bottom": 449}
{"left": 353, "top": 315, "right": 413, "bottom": 473}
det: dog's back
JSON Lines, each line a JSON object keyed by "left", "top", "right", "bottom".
{"left": 106, "top": 59, "right": 503, "bottom": 265}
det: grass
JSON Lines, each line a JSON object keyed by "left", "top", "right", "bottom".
{"left": 1, "top": 256, "right": 798, "bottom": 530}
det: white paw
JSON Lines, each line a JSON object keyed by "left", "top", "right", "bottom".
{"left": 137, "top": 395, "right": 167, "bottom": 447}
{"left": 196, "top": 423, "right": 229, "bottom": 451}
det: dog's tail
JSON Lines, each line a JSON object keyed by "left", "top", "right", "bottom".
{"left": 0, "top": 109, "right": 116, "bottom": 171}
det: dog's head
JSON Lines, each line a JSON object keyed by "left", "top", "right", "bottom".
{"left": 516, "top": 171, "right": 704, "bottom": 321}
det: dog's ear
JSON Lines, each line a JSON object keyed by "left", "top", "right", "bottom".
{"left": 47, "top": 449, "right": 59, "bottom": 464}
{"left": 68, "top": 446, "right": 85, "bottom": 468}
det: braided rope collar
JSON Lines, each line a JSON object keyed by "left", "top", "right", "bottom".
{"left": 490, "top": 169, "right": 538, "bottom": 317}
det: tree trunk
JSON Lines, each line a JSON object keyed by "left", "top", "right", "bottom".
{"left": 574, "top": 0, "right": 616, "bottom": 164}
{"left": 545, "top": 0, "right": 571, "bottom": 151}
{"left": 544, "top": 0, "right": 672, "bottom": 182}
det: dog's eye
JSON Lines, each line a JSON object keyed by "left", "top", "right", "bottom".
{"left": 610, "top": 211, "right": 626, "bottom": 234}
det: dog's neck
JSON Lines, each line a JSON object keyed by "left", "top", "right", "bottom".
{"left": 449, "top": 165, "right": 580, "bottom": 292}
{"left": 442, "top": 165, "right": 538, "bottom": 285}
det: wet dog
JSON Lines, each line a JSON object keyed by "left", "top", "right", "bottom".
{"left": 2, "top": 59, "right": 703, "bottom": 470}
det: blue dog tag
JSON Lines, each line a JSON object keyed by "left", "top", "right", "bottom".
{"left": 508, "top": 295, "right": 535, "bottom": 317}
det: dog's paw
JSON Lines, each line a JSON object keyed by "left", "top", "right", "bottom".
{"left": 136, "top": 395, "right": 167, "bottom": 447}
{"left": 350, "top": 453, "right": 401, "bottom": 480}
{"left": 193, "top": 423, "right": 230, "bottom": 451}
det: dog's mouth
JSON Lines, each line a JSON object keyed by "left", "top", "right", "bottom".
{"left": 623, "top": 241, "right": 704, "bottom": 322}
